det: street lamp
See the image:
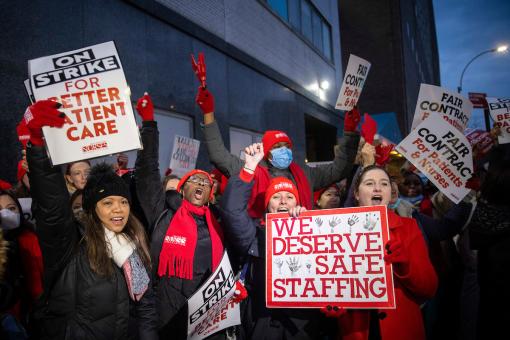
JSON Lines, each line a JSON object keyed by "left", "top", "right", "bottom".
{"left": 457, "top": 44, "right": 508, "bottom": 93}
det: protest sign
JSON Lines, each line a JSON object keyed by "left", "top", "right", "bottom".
{"left": 28, "top": 41, "right": 141, "bottom": 165}
{"left": 486, "top": 97, "right": 510, "bottom": 144}
{"left": 169, "top": 135, "right": 200, "bottom": 177}
{"left": 18, "top": 198, "right": 35, "bottom": 225}
{"left": 465, "top": 128, "right": 494, "bottom": 160}
{"left": 411, "top": 84, "right": 472, "bottom": 132}
{"left": 335, "top": 55, "right": 371, "bottom": 111}
{"left": 266, "top": 206, "right": 394, "bottom": 309}
{"left": 396, "top": 116, "right": 473, "bottom": 203}
{"left": 187, "top": 251, "right": 240, "bottom": 340}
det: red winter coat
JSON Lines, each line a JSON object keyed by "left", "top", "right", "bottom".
{"left": 338, "top": 210, "right": 438, "bottom": 340}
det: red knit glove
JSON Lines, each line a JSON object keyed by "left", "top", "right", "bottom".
{"left": 465, "top": 174, "right": 481, "bottom": 191}
{"left": 24, "top": 100, "right": 65, "bottom": 146}
{"left": 344, "top": 107, "right": 361, "bottom": 132}
{"left": 384, "top": 237, "right": 409, "bottom": 274}
{"left": 195, "top": 86, "right": 215, "bottom": 114}
{"left": 375, "top": 144, "right": 394, "bottom": 166}
{"left": 190, "top": 52, "right": 207, "bottom": 88}
{"left": 232, "top": 281, "right": 248, "bottom": 303}
{"left": 361, "top": 113, "right": 377, "bottom": 144}
{"left": 320, "top": 305, "right": 346, "bottom": 318}
{"left": 136, "top": 92, "right": 154, "bottom": 121}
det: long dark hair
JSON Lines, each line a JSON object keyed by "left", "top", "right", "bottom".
{"left": 80, "top": 209, "right": 151, "bottom": 277}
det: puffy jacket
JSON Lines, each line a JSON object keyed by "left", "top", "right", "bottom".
{"left": 135, "top": 121, "right": 227, "bottom": 339}
{"left": 220, "top": 171, "right": 335, "bottom": 339}
{"left": 27, "top": 145, "right": 157, "bottom": 340}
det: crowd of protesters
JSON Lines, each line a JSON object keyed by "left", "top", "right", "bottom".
{"left": 0, "top": 53, "right": 508, "bottom": 340}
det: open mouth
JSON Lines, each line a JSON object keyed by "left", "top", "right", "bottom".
{"left": 111, "top": 216, "right": 125, "bottom": 226}
{"left": 194, "top": 188, "right": 204, "bottom": 201}
{"left": 371, "top": 195, "right": 383, "bottom": 205}
{"left": 277, "top": 207, "right": 289, "bottom": 212}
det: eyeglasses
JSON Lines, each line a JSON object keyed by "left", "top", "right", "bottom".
{"left": 187, "top": 175, "right": 212, "bottom": 188}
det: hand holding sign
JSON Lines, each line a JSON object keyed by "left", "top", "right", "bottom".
{"left": 191, "top": 52, "right": 207, "bottom": 88}
{"left": 344, "top": 107, "right": 361, "bottom": 132}
{"left": 136, "top": 92, "right": 154, "bottom": 121}
{"left": 361, "top": 113, "right": 377, "bottom": 145}
{"left": 24, "top": 100, "right": 65, "bottom": 146}
{"left": 384, "top": 237, "right": 409, "bottom": 275}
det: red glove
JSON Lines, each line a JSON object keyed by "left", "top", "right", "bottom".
{"left": 465, "top": 174, "right": 481, "bottom": 191}
{"left": 17, "top": 119, "right": 31, "bottom": 149}
{"left": 344, "top": 107, "right": 361, "bottom": 132}
{"left": 24, "top": 100, "right": 65, "bottom": 146}
{"left": 320, "top": 305, "right": 346, "bottom": 318}
{"left": 384, "top": 237, "right": 409, "bottom": 274}
{"left": 232, "top": 281, "right": 248, "bottom": 303}
{"left": 361, "top": 113, "right": 377, "bottom": 144}
{"left": 191, "top": 52, "right": 207, "bottom": 88}
{"left": 195, "top": 86, "right": 215, "bottom": 114}
{"left": 375, "top": 144, "right": 394, "bottom": 166}
{"left": 136, "top": 92, "right": 154, "bottom": 121}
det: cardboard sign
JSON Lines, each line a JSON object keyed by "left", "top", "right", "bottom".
{"left": 18, "top": 198, "right": 35, "bottom": 225}
{"left": 335, "top": 55, "right": 371, "bottom": 111}
{"left": 396, "top": 116, "right": 473, "bottom": 203}
{"left": 411, "top": 84, "right": 473, "bottom": 132}
{"left": 486, "top": 97, "right": 510, "bottom": 144}
{"left": 28, "top": 41, "right": 141, "bottom": 165}
{"left": 187, "top": 251, "right": 240, "bottom": 340}
{"left": 169, "top": 135, "right": 200, "bottom": 177}
{"left": 266, "top": 206, "right": 395, "bottom": 309}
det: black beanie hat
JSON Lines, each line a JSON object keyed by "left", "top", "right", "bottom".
{"left": 82, "top": 163, "right": 131, "bottom": 212}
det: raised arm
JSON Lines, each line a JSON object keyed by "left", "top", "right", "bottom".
{"left": 134, "top": 94, "right": 166, "bottom": 230}
{"left": 24, "top": 100, "right": 77, "bottom": 288}
{"left": 220, "top": 143, "right": 265, "bottom": 258}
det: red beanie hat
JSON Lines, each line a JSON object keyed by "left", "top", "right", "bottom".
{"left": 262, "top": 130, "right": 292, "bottom": 158}
{"left": 264, "top": 177, "right": 300, "bottom": 208}
{"left": 0, "top": 179, "right": 12, "bottom": 190}
{"left": 17, "top": 161, "right": 27, "bottom": 183}
{"left": 313, "top": 184, "right": 340, "bottom": 205}
{"left": 177, "top": 169, "right": 215, "bottom": 201}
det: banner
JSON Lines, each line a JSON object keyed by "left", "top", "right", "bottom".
{"left": 411, "top": 84, "right": 472, "bottom": 132}
{"left": 266, "top": 206, "right": 395, "bottom": 309}
{"left": 465, "top": 128, "right": 494, "bottom": 159}
{"left": 28, "top": 41, "right": 141, "bottom": 165}
{"left": 396, "top": 116, "right": 473, "bottom": 203}
{"left": 169, "top": 135, "right": 200, "bottom": 177}
{"left": 335, "top": 55, "right": 371, "bottom": 111}
{"left": 187, "top": 251, "right": 240, "bottom": 340}
{"left": 486, "top": 97, "right": 510, "bottom": 144}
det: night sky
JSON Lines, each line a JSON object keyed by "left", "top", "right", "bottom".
{"left": 433, "top": 0, "right": 510, "bottom": 129}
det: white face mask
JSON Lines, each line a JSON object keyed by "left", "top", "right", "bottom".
{"left": 0, "top": 209, "right": 21, "bottom": 230}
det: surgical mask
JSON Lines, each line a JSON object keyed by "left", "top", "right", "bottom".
{"left": 269, "top": 147, "right": 293, "bottom": 169}
{"left": 73, "top": 207, "right": 83, "bottom": 216}
{"left": 388, "top": 198, "right": 401, "bottom": 210}
{"left": 0, "top": 209, "right": 21, "bottom": 230}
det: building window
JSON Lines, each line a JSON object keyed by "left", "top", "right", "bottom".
{"left": 264, "top": 0, "right": 333, "bottom": 61}
{"left": 229, "top": 127, "right": 263, "bottom": 160}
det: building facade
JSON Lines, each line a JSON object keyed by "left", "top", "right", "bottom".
{"left": 0, "top": 0, "right": 345, "bottom": 182}
{"left": 338, "top": 0, "right": 440, "bottom": 139}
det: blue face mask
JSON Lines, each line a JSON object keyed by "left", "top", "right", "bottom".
{"left": 269, "top": 147, "right": 293, "bottom": 169}
{"left": 388, "top": 198, "right": 401, "bottom": 210}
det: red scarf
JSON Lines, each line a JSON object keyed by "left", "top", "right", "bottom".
{"left": 248, "top": 162, "right": 312, "bottom": 218}
{"left": 158, "top": 199, "right": 224, "bottom": 279}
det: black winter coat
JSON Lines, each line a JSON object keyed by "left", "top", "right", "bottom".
{"left": 27, "top": 145, "right": 158, "bottom": 340}
{"left": 135, "top": 121, "right": 225, "bottom": 339}
{"left": 220, "top": 172, "right": 336, "bottom": 339}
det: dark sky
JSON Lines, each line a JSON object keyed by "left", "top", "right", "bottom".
{"left": 433, "top": 0, "right": 510, "bottom": 129}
